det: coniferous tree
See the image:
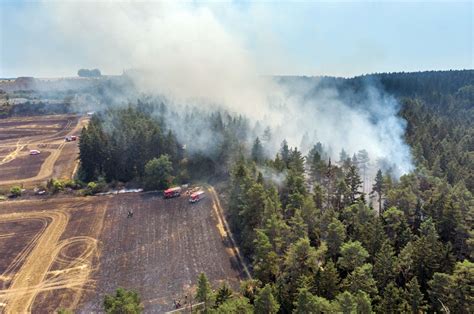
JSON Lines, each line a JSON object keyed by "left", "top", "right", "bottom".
{"left": 278, "top": 238, "right": 327, "bottom": 311}
{"left": 338, "top": 241, "right": 369, "bottom": 272}
{"left": 412, "top": 219, "right": 445, "bottom": 291}
{"left": 335, "top": 291, "right": 355, "bottom": 314}
{"left": 326, "top": 218, "right": 347, "bottom": 259}
{"left": 373, "top": 240, "right": 397, "bottom": 292}
{"left": 196, "top": 273, "right": 214, "bottom": 311}
{"left": 343, "top": 264, "right": 378, "bottom": 298}
{"left": 314, "top": 260, "right": 340, "bottom": 300}
{"left": 254, "top": 284, "right": 279, "bottom": 314}
{"left": 214, "top": 297, "right": 253, "bottom": 313}
{"left": 339, "top": 149, "right": 349, "bottom": 163}
{"left": 378, "top": 282, "right": 407, "bottom": 313}
{"left": 293, "top": 287, "right": 333, "bottom": 314}
{"left": 382, "top": 207, "right": 412, "bottom": 252}
{"left": 355, "top": 291, "right": 373, "bottom": 314}
{"left": 253, "top": 230, "right": 280, "bottom": 283}
{"left": 345, "top": 165, "right": 363, "bottom": 204}
{"left": 251, "top": 137, "right": 265, "bottom": 164}
{"left": 371, "top": 169, "right": 385, "bottom": 214}
{"left": 405, "top": 277, "right": 426, "bottom": 314}
{"left": 280, "top": 140, "right": 290, "bottom": 167}
{"left": 357, "top": 149, "right": 370, "bottom": 192}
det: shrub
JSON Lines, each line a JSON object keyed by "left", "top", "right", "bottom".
{"left": 10, "top": 186, "right": 22, "bottom": 197}
{"left": 84, "top": 182, "right": 98, "bottom": 196}
{"left": 47, "top": 179, "right": 64, "bottom": 194}
{"left": 104, "top": 287, "right": 143, "bottom": 313}
{"left": 84, "top": 179, "right": 107, "bottom": 196}
{"left": 63, "top": 179, "right": 83, "bottom": 190}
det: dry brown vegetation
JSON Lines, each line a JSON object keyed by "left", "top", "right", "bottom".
{"left": 0, "top": 190, "right": 245, "bottom": 313}
{"left": 0, "top": 114, "right": 88, "bottom": 188}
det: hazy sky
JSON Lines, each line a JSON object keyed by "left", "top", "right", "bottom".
{"left": 1, "top": 0, "right": 472, "bottom": 78}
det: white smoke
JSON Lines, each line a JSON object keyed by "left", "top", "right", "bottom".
{"left": 33, "top": 1, "right": 413, "bottom": 175}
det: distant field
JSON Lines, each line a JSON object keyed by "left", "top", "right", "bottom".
{"left": 0, "top": 189, "right": 245, "bottom": 313}
{"left": 0, "top": 114, "right": 87, "bottom": 188}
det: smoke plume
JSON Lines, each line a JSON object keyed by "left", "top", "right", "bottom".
{"left": 37, "top": 1, "right": 413, "bottom": 175}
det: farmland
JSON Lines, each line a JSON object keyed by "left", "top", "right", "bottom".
{"left": 0, "top": 114, "right": 87, "bottom": 188}
{"left": 0, "top": 189, "right": 245, "bottom": 313}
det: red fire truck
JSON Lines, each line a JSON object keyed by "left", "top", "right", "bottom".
{"left": 189, "top": 190, "right": 205, "bottom": 203}
{"left": 164, "top": 187, "right": 182, "bottom": 199}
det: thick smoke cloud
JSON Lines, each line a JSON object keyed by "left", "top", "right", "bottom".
{"left": 45, "top": 1, "right": 412, "bottom": 175}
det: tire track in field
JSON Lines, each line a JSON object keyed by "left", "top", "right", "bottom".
{"left": 0, "top": 142, "right": 66, "bottom": 186}
{"left": 0, "top": 211, "right": 69, "bottom": 313}
{"left": 0, "top": 115, "right": 89, "bottom": 186}
{"left": 0, "top": 217, "right": 50, "bottom": 282}
{"left": 0, "top": 140, "right": 28, "bottom": 166}
{"left": 0, "top": 116, "right": 88, "bottom": 186}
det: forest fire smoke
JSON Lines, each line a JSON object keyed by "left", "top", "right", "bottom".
{"left": 36, "top": 1, "right": 412, "bottom": 175}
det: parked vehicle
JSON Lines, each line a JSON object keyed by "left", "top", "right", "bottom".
{"left": 30, "top": 149, "right": 40, "bottom": 155}
{"left": 164, "top": 187, "right": 182, "bottom": 198}
{"left": 189, "top": 190, "right": 205, "bottom": 203}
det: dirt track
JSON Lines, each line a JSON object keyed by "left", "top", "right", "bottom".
{"left": 0, "top": 198, "right": 106, "bottom": 313}
{"left": 0, "top": 189, "right": 245, "bottom": 313}
{"left": 0, "top": 211, "right": 69, "bottom": 313}
{"left": 0, "top": 115, "right": 88, "bottom": 188}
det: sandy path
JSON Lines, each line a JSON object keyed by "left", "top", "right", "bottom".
{"left": 208, "top": 186, "right": 252, "bottom": 279}
{"left": 0, "top": 140, "right": 27, "bottom": 165}
{"left": 0, "top": 211, "right": 69, "bottom": 313}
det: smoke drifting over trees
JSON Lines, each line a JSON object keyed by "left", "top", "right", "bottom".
{"left": 37, "top": 2, "right": 412, "bottom": 175}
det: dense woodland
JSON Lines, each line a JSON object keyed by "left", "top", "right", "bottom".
{"left": 78, "top": 104, "right": 184, "bottom": 184}
{"left": 78, "top": 102, "right": 249, "bottom": 187}
{"left": 78, "top": 70, "right": 472, "bottom": 313}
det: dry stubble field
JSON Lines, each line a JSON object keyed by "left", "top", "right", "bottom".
{"left": 0, "top": 189, "right": 245, "bottom": 313}
{"left": 0, "top": 114, "right": 87, "bottom": 188}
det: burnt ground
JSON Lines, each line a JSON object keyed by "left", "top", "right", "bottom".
{"left": 81, "top": 192, "right": 244, "bottom": 313}
{"left": 0, "top": 151, "right": 51, "bottom": 181}
{"left": 0, "top": 217, "right": 47, "bottom": 289}
{"left": 0, "top": 190, "right": 245, "bottom": 313}
{"left": 0, "top": 114, "right": 87, "bottom": 188}
{"left": 0, "top": 115, "right": 76, "bottom": 142}
{"left": 0, "top": 197, "right": 107, "bottom": 313}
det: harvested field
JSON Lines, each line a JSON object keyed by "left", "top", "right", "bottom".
{"left": 0, "top": 114, "right": 88, "bottom": 188}
{"left": 0, "top": 152, "right": 51, "bottom": 180}
{"left": 0, "top": 188, "right": 245, "bottom": 313}
{"left": 0, "top": 115, "right": 74, "bottom": 143}
{"left": 0, "top": 198, "right": 105, "bottom": 313}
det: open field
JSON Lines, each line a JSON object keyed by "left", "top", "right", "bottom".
{"left": 0, "top": 114, "right": 88, "bottom": 188}
{"left": 0, "top": 189, "right": 245, "bottom": 313}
